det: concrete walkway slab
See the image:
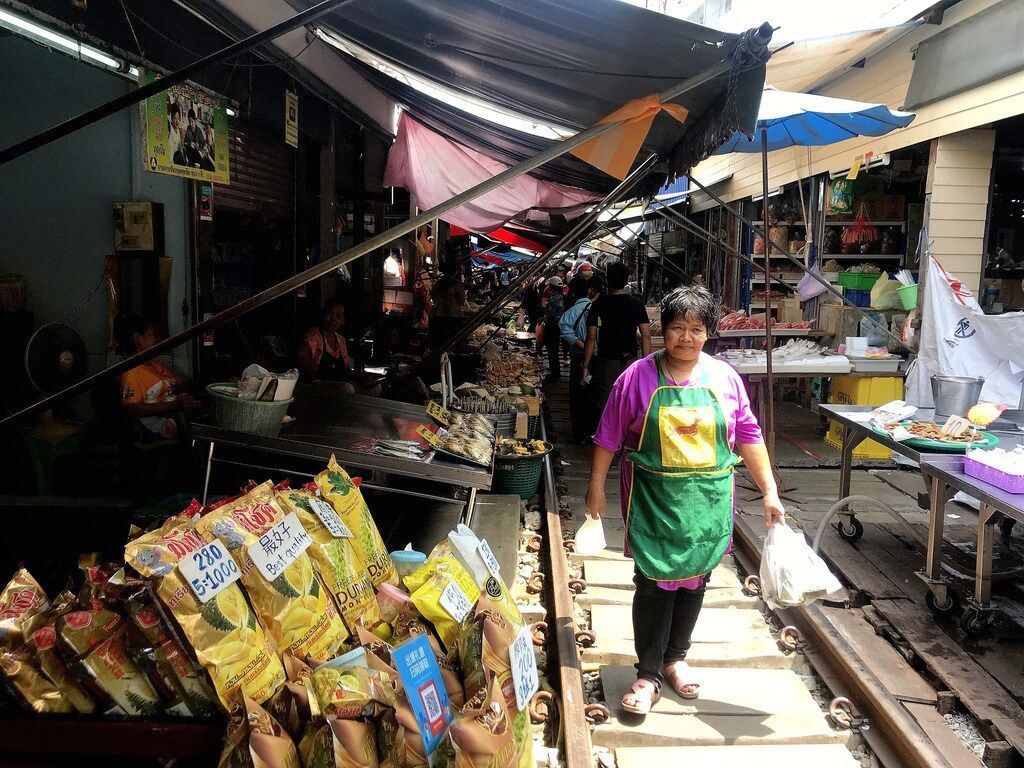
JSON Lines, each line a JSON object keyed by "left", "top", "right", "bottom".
{"left": 583, "top": 558, "right": 741, "bottom": 590}
{"left": 576, "top": 585, "right": 756, "bottom": 609}
{"left": 591, "top": 605, "right": 770, "bottom": 644}
{"left": 615, "top": 744, "right": 861, "bottom": 768}
{"left": 582, "top": 636, "right": 793, "bottom": 670}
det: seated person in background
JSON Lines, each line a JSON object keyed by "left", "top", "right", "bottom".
{"left": 298, "top": 299, "right": 352, "bottom": 382}
{"left": 115, "top": 314, "right": 199, "bottom": 439}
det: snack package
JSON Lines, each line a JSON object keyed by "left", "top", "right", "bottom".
{"left": 457, "top": 600, "right": 531, "bottom": 768}
{"left": 316, "top": 457, "right": 399, "bottom": 588}
{"left": 363, "top": 650, "right": 427, "bottom": 768}
{"left": 443, "top": 530, "right": 523, "bottom": 626}
{"left": 124, "top": 589, "right": 220, "bottom": 717}
{"left": 56, "top": 606, "right": 164, "bottom": 716}
{"left": 448, "top": 679, "right": 517, "bottom": 768}
{"left": 219, "top": 694, "right": 302, "bottom": 768}
{"left": 404, "top": 556, "right": 480, "bottom": 653}
{"left": 23, "top": 604, "right": 97, "bottom": 713}
{"left": 197, "top": 481, "right": 349, "bottom": 662}
{"left": 277, "top": 486, "right": 381, "bottom": 634}
{"left": 0, "top": 569, "right": 74, "bottom": 713}
{"left": 125, "top": 516, "right": 286, "bottom": 709}
{"left": 311, "top": 659, "right": 395, "bottom": 721}
{"left": 327, "top": 717, "right": 381, "bottom": 768}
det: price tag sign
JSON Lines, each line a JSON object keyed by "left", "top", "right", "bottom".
{"left": 510, "top": 626, "right": 539, "bottom": 711}
{"left": 439, "top": 582, "right": 473, "bottom": 622}
{"left": 478, "top": 540, "right": 501, "bottom": 578}
{"left": 311, "top": 497, "right": 352, "bottom": 538}
{"left": 393, "top": 635, "right": 451, "bottom": 756}
{"left": 416, "top": 425, "right": 441, "bottom": 447}
{"left": 178, "top": 543, "right": 241, "bottom": 603}
{"left": 248, "top": 513, "right": 313, "bottom": 582}
{"left": 425, "top": 400, "right": 451, "bottom": 426}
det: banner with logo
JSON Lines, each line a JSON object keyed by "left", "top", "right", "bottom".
{"left": 139, "top": 69, "right": 230, "bottom": 184}
{"left": 907, "top": 258, "right": 1024, "bottom": 407}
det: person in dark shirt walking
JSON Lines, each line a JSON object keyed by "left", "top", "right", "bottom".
{"left": 583, "top": 260, "right": 651, "bottom": 418}
{"left": 542, "top": 275, "right": 565, "bottom": 381}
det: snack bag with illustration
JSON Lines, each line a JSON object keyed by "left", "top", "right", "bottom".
{"left": 327, "top": 717, "right": 381, "bottom": 768}
{"left": 197, "top": 481, "right": 349, "bottom": 662}
{"left": 277, "top": 486, "right": 381, "bottom": 634}
{"left": 446, "top": 527, "right": 523, "bottom": 627}
{"left": 22, "top": 599, "right": 96, "bottom": 714}
{"left": 311, "top": 655, "right": 396, "bottom": 721}
{"left": 123, "top": 588, "right": 220, "bottom": 717}
{"left": 448, "top": 678, "right": 517, "bottom": 768}
{"left": 219, "top": 693, "right": 302, "bottom": 768}
{"left": 56, "top": 605, "right": 164, "bottom": 716}
{"left": 315, "top": 457, "right": 399, "bottom": 588}
{"left": 363, "top": 647, "right": 426, "bottom": 768}
{"left": 125, "top": 516, "right": 286, "bottom": 709}
{"left": 0, "top": 569, "right": 74, "bottom": 713}
{"left": 457, "top": 599, "right": 532, "bottom": 768}
{"left": 404, "top": 555, "right": 480, "bottom": 653}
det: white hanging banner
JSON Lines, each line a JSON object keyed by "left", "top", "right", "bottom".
{"left": 907, "top": 259, "right": 1024, "bottom": 408}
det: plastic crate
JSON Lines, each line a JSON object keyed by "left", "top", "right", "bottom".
{"left": 837, "top": 272, "right": 882, "bottom": 291}
{"left": 843, "top": 288, "right": 872, "bottom": 307}
{"left": 825, "top": 375, "right": 904, "bottom": 459}
{"left": 964, "top": 457, "right": 1024, "bottom": 494}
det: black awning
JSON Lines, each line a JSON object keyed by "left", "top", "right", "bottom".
{"left": 303, "top": 0, "right": 767, "bottom": 180}
{"left": 904, "top": 0, "right": 1024, "bottom": 110}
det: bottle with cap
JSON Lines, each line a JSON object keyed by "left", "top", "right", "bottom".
{"left": 390, "top": 543, "right": 427, "bottom": 578}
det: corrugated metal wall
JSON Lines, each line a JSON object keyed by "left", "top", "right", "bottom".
{"left": 213, "top": 125, "right": 295, "bottom": 217}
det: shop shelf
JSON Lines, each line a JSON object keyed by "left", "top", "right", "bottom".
{"left": 821, "top": 253, "right": 904, "bottom": 260}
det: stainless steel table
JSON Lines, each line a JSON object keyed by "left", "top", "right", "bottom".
{"left": 918, "top": 455, "right": 1024, "bottom": 633}
{"left": 192, "top": 388, "right": 492, "bottom": 520}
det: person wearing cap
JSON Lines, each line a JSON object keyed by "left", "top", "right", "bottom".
{"left": 542, "top": 275, "right": 565, "bottom": 381}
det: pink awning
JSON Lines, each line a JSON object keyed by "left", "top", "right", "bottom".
{"left": 384, "top": 112, "right": 600, "bottom": 233}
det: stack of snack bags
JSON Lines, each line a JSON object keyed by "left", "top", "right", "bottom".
{"left": 0, "top": 454, "right": 538, "bottom": 768}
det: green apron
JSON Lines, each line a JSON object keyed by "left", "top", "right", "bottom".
{"left": 626, "top": 352, "right": 739, "bottom": 581}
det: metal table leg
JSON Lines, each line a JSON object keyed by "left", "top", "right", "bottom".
{"left": 200, "top": 441, "right": 215, "bottom": 505}
{"left": 975, "top": 503, "right": 998, "bottom": 608}
{"left": 462, "top": 487, "right": 478, "bottom": 527}
{"left": 920, "top": 475, "right": 957, "bottom": 614}
{"left": 834, "top": 426, "right": 867, "bottom": 541}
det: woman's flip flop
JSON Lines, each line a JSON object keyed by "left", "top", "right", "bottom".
{"left": 664, "top": 661, "right": 700, "bottom": 700}
{"left": 621, "top": 678, "right": 660, "bottom": 715}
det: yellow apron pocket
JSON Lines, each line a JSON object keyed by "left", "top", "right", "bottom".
{"left": 658, "top": 405, "right": 717, "bottom": 468}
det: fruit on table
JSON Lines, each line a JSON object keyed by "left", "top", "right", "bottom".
{"left": 968, "top": 402, "right": 1004, "bottom": 427}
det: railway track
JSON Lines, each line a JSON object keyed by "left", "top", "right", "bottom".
{"left": 529, "top": 385, "right": 989, "bottom": 768}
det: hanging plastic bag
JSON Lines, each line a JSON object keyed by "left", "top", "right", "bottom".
{"left": 870, "top": 273, "right": 902, "bottom": 310}
{"left": 796, "top": 261, "right": 828, "bottom": 302}
{"left": 759, "top": 523, "right": 842, "bottom": 609}
{"left": 573, "top": 517, "right": 607, "bottom": 555}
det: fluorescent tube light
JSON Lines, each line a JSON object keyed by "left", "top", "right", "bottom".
{"left": 0, "top": 8, "right": 120, "bottom": 69}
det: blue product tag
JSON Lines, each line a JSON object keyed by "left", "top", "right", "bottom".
{"left": 393, "top": 634, "right": 452, "bottom": 758}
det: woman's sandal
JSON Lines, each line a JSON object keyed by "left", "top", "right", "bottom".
{"left": 621, "top": 678, "right": 660, "bottom": 715}
{"left": 664, "top": 661, "right": 700, "bottom": 700}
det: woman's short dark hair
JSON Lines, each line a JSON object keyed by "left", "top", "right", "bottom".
{"left": 321, "top": 298, "right": 346, "bottom": 320}
{"left": 113, "top": 313, "right": 153, "bottom": 352}
{"left": 660, "top": 285, "right": 718, "bottom": 334}
{"left": 606, "top": 260, "right": 628, "bottom": 290}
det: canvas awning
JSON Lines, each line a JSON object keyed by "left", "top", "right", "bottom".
{"left": 300, "top": 0, "right": 767, "bottom": 181}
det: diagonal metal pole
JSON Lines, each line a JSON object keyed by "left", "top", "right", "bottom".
{"left": 3, "top": 47, "right": 749, "bottom": 426}
{"left": 0, "top": 0, "right": 355, "bottom": 165}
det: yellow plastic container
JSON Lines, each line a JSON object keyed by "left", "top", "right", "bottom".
{"left": 825, "top": 375, "right": 904, "bottom": 459}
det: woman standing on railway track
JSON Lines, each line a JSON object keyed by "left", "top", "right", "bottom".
{"left": 585, "top": 285, "right": 785, "bottom": 716}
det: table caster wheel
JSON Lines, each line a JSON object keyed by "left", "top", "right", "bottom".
{"left": 837, "top": 517, "right": 864, "bottom": 543}
{"left": 925, "top": 589, "right": 960, "bottom": 617}
{"left": 959, "top": 608, "right": 989, "bottom": 636}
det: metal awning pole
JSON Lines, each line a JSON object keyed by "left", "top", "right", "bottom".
{"left": 4, "top": 46, "right": 754, "bottom": 425}
{"left": 418, "top": 156, "right": 658, "bottom": 371}
{"left": 0, "top": 0, "right": 355, "bottom": 165}
{"left": 761, "top": 128, "right": 777, "bottom": 460}
{"left": 685, "top": 173, "right": 902, "bottom": 347}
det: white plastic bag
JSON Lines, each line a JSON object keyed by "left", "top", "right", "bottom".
{"left": 759, "top": 523, "right": 842, "bottom": 609}
{"left": 573, "top": 517, "right": 607, "bottom": 555}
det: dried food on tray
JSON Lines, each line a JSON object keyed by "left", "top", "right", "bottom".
{"left": 495, "top": 437, "right": 551, "bottom": 457}
{"left": 440, "top": 436, "right": 492, "bottom": 465}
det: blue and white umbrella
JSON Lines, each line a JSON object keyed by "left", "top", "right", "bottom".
{"left": 713, "top": 86, "right": 915, "bottom": 155}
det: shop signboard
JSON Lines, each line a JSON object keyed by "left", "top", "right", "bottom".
{"left": 285, "top": 90, "right": 299, "bottom": 148}
{"left": 139, "top": 68, "right": 230, "bottom": 184}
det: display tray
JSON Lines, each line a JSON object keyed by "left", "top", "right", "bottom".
{"left": 717, "top": 328, "right": 812, "bottom": 338}
{"left": 432, "top": 445, "right": 494, "bottom": 468}
{"left": 869, "top": 422, "right": 999, "bottom": 453}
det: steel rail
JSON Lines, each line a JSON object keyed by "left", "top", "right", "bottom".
{"left": 730, "top": 523, "right": 959, "bottom": 768}
{"left": 3, "top": 39, "right": 750, "bottom": 426}
{"left": 538, "top": 417, "right": 592, "bottom": 768}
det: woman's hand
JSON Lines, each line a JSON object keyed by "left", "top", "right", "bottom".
{"left": 763, "top": 491, "right": 786, "bottom": 528}
{"left": 585, "top": 484, "right": 605, "bottom": 520}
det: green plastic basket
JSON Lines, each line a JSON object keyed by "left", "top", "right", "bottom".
{"left": 836, "top": 272, "right": 882, "bottom": 291}
{"left": 206, "top": 384, "right": 293, "bottom": 437}
{"left": 491, "top": 441, "right": 552, "bottom": 500}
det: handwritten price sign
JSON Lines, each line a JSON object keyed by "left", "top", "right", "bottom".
{"left": 439, "top": 582, "right": 473, "bottom": 622}
{"left": 478, "top": 540, "right": 501, "bottom": 578}
{"left": 416, "top": 425, "right": 441, "bottom": 447}
{"left": 425, "top": 400, "right": 451, "bottom": 426}
{"left": 178, "top": 543, "right": 241, "bottom": 603}
{"left": 311, "top": 497, "right": 352, "bottom": 538}
{"left": 510, "top": 626, "right": 540, "bottom": 711}
{"left": 248, "top": 513, "right": 312, "bottom": 582}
